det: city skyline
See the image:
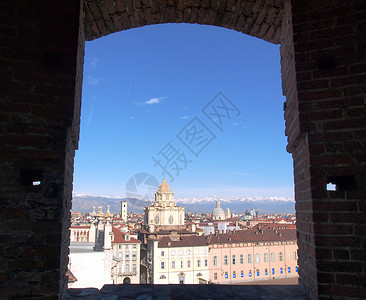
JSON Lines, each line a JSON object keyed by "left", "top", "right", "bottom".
{"left": 74, "top": 23, "right": 294, "bottom": 199}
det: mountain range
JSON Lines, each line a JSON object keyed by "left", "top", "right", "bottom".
{"left": 72, "top": 194, "right": 295, "bottom": 214}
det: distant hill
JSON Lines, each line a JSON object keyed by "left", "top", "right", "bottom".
{"left": 71, "top": 194, "right": 295, "bottom": 214}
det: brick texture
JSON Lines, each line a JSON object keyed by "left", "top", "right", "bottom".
{"left": 83, "top": 0, "right": 285, "bottom": 44}
{"left": 289, "top": 1, "right": 366, "bottom": 299}
{"left": 0, "top": 0, "right": 83, "bottom": 299}
{"left": 1, "top": 0, "right": 365, "bottom": 299}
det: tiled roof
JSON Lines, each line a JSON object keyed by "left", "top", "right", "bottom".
{"left": 66, "top": 268, "right": 77, "bottom": 283}
{"left": 158, "top": 235, "right": 210, "bottom": 248}
{"left": 253, "top": 223, "right": 296, "bottom": 230}
{"left": 157, "top": 228, "right": 296, "bottom": 248}
{"left": 70, "top": 225, "right": 90, "bottom": 229}
{"left": 112, "top": 227, "right": 141, "bottom": 244}
{"left": 209, "top": 229, "right": 296, "bottom": 245}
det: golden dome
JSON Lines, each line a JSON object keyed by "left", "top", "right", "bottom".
{"left": 158, "top": 178, "right": 171, "bottom": 193}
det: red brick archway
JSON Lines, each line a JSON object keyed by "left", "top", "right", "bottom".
{"left": 1, "top": 1, "right": 365, "bottom": 299}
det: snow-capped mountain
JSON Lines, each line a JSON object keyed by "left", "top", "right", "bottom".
{"left": 72, "top": 193, "right": 295, "bottom": 214}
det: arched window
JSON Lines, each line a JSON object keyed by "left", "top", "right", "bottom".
{"left": 240, "top": 254, "right": 244, "bottom": 264}
{"left": 224, "top": 255, "right": 228, "bottom": 265}
{"left": 255, "top": 253, "right": 260, "bottom": 263}
{"left": 159, "top": 275, "right": 166, "bottom": 279}
{"left": 264, "top": 253, "right": 269, "bottom": 262}
{"left": 196, "top": 272, "right": 202, "bottom": 276}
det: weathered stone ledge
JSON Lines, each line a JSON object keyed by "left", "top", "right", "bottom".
{"left": 66, "top": 284, "right": 309, "bottom": 300}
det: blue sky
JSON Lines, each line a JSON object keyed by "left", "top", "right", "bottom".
{"left": 74, "top": 23, "right": 294, "bottom": 199}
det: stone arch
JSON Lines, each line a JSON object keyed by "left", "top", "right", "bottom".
{"left": 83, "top": 0, "right": 284, "bottom": 44}
{"left": 123, "top": 277, "right": 131, "bottom": 284}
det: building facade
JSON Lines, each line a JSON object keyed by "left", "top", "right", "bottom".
{"left": 147, "top": 235, "right": 210, "bottom": 284}
{"left": 144, "top": 179, "right": 185, "bottom": 232}
{"left": 208, "top": 229, "right": 298, "bottom": 283}
{"left": 111, "top": 228, "right": 141, "bottom": 284}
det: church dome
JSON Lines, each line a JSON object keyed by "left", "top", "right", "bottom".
{"left": 212, "top": 200, "right": 225, "bottom": 219}
{"left": 158, "top": 178, "right": 171, "bottom": 193}
{"left": 212, "top": 207, "right": 225, "bottom": 217}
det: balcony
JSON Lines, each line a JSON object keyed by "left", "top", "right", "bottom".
{"left": 117, "top": 271, "right": 137, "bottom": 276}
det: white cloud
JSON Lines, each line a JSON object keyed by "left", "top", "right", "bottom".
{"left": 145, "top": 97, "right": 160, "bottom": 104}
{"left": 87, "top": 75, "right": 101, "bottom": 86}
{"left": 90, "top": 57, "right": 98, "bottom": 68}
{"left": 135, "top": 96, "right": 167, "bottom": 106}
{"left": 87, "top": 102, "right": 95, "bottom": 126}
{"left": 180, "top": 116, "right": 189, "bottom": 120}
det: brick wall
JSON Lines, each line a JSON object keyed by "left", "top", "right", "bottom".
{"left": 0, "top": 1, "right": 83, "bottom": 298}
{"left": 1, "top": 0, "right": 365, "bottom": 299}
{"left": 290, "top": 1, "right": 366, "bottom": 299}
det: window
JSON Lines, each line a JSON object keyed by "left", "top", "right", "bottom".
{"left": 288, "top": 266, "right": 291, "bottom": 273}
{"left": 264, "top": 253, "right": 268, "bottom": 262}
{"left": 225, "top": 272, "right": 228, "bottom": 279}
{"left": 179, "top": 250, "right": 184, "bottom": 255}
{"left": 294, "top": 251, "right": 298, "bottom": 260}
{"left": 249, "top": 270, "right": 252, "bottom": 277}
{"left": 161, "top": 251, "right": 165, "bottom": 257}
{"left": 224, "top": 255, "right": 228, "bottom": 265}
{"left": 125, "top": 253, "right": 130, "bottom": 260}
{"left": 241, "top": 270, "right": 244, "bottom": 278}
{"left": 161, "top": 261, "right": 165, "bottom": 269}
{"left": 132, "top": 264, "right": 136, "bottom": 273}
{"left": 214, "top": 273, "right": 217, "bottom": 280}
{"left": 240, "top": 254, "right": 244, "bottom": 264}
{"left": 204, "top": 259, "right": 208, "bottom": 267}
{"left": 270, "top": 252, "right": 275, "bottom": 262}
{"left": 132, "top": 252, "right": 137, "bottom": 259}
{"left": 118, "top": 245, "right": 122, "bottom": 249}
{"left": 118, "top": 252, "right": 122, "bottom": 258}
{"left": 187, "top": 250, "right": 191, "bottom": 255}
{"left": 279, "top": 252, "right": 283, "bottom": 261}
{"left": 159, "top": 275, "right": 166, "bottom": 279}
{"left": 171, "top": 250, "right": 176, "bottom": 256}
{"left": 233, "top": 271, "right": 236, "bottom": 278}
{"left": 248, "top": 254, "right": 252, "bottom": 263}
{"left": 172, "top": 260, "right": 175, "bottom": 269}
{"left": 265, "top": 268, "right": 268, "bottom": 275}
{"left": 125, "top": 264, "right": 129, "bottom": 273}
{"left": 132, "top": 244, "right": 137, "bottom": 249}
{"left": 197, "top": 259, "right": 201, "bottom": 267}
{"left": 256, "top": 269, "right": 260, "bottom": 276}
{"left": 296, "top": 266, "right": 298, "bottom": 273}
{"left": 180, "top": 260, "right": 183, "bottom": 268}
{"left": 255, "top": 253, "right": 260, "bottom": 263}
{"left": 213, "top": 256, "right": 218, "bottom": 266}
{"left": 272, "top": 268, "right": 275, "bottom": 275}
{"left": 187, "top": 260, "right": 191, "bottom": 268}
{"left": 125, "top": 245, "right": 128, "bottom": 249}
{"left": 280, "top": 267, "right": 283, "bottom": 274}
{"left": 232, "top": 255, "right": 236, "bottom": 265}
{"left": 287, "top": 251, "right": 291, "bottom": 260}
